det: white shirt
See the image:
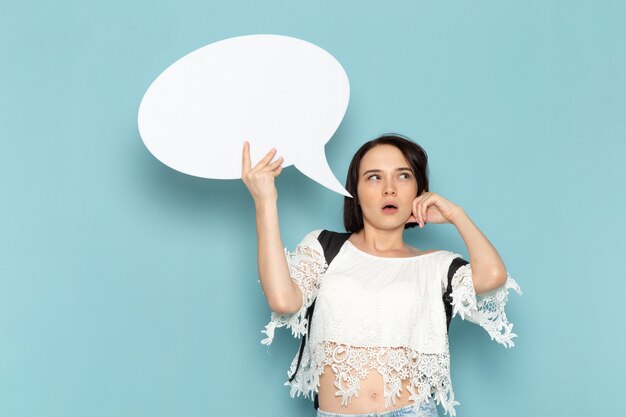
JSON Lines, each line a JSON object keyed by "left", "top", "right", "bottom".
{"left": 260, "top": 230, "right": 522, "bottom": 416}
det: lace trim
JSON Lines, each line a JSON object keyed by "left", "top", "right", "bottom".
{"left": 260, "top": 243, "right": 327, "bottom": 346}
{"left": 450, "top": 264, "right": 523, "bottom": 348}
{"left": 285, "top": 341, "right": 461, "bottom": 416}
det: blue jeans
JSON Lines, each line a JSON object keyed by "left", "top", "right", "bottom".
{"left": 316, "top": 398, "right": 439, "bottom": 417}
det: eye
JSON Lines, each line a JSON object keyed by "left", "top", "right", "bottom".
{"left": 367, "top": 174, "right": 380, "bottom": 180}
{"left": 399, "top": 172, "right": 412, "bottom": 179}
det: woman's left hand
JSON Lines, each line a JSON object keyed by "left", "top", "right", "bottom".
{"left": 405, "top": 192, "right": 462, "bottom": 228}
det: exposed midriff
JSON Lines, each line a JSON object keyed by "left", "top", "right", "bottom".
{"left": 317, "top": 364, "right": 415, "bottom": 414}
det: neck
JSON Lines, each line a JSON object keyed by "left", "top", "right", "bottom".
{"left": 354, "top": 223, "right": 406, "bottom": 252}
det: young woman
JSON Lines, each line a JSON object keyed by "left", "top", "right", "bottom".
{"left": 242, "top": 134, "right": 521, "bottom": 417}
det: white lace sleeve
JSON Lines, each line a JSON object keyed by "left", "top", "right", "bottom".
{"left": 449, "top": 262, "right": 523, "bottom": 348}
{"left": 260, "top": 230, "right": 328, "bottom": 346}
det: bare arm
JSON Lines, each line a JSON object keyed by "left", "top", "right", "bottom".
{"left": 255, "top": 200, "right": 303, "bottom": 314}
{"left": 410, "top": 192, "right": 508, "bottom": 295}
{"left": 241, "top": 141, "right": 302, "bottom": 315}
{"left": 449, "top": 207, "right": 508, "bottom": 294}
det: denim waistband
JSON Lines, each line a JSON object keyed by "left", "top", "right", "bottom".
{"left": 316, "top": 397, "right": 438, "bottom": 417}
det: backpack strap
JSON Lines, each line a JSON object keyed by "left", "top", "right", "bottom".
{"left": 318, "top": 230, "right": 352, "bottom": 265}
{"left": 286, "top": 230, "right": 351, "bottom": 410}
{"left": 442, "top": 257, "right": 470, "bottom": 332}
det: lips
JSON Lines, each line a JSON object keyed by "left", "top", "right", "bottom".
{"left": 381, "top": 201, "right": 398, "bottom": 214}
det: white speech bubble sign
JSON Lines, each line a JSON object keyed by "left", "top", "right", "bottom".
{"left": 138, "top": 34, "right": 352, "bottom": 197}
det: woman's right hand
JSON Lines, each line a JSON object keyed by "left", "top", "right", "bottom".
{"left": 241, "top": 140, "right": 284, "bottom": 205}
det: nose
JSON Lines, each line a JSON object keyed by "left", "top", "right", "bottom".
{"left": 383, "top": 181, "right": 396, "bottom": 196}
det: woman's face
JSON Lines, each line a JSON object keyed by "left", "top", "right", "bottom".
{"left": 357, "top": 144, "right": 418, "bottom": 230}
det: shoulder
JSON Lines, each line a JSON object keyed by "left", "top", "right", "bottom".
{"left": 432, "top": 250, "right": 467, "bottom": 268}
{"left": 302, "top": 229, "right": 348, "bottom": 243}
{"left": 303, "top": 229, "right": 323, "bottom": 242}
{"left": 308, "top": 229, "right": 324, "bottom": 239}
{"left": 296, "top": 229, "right": 325, "bottom": 252}
{"left": 298, "top": 229, "right": 350, "bottom": 254}
{"left": 431, "top": 250, "right": 466, "bottom": 289}
{"left": 434, "top": 249, "right": 462, "bottom": 258}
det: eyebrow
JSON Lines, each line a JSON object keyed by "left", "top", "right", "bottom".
{"left": 362, "top": 167, "right": 413, "bottom": 176}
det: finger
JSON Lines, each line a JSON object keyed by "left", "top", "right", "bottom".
{"left": 421, "top": 194, "right": 433, "bottom": 226}
{"left": 262, "top": 156, "right": 284, "bottom": 172}
{"left": 251, "top": 148, "right": 277, "bottom": 172}
{"left": 412, "top": 197, "right": 422, "bottom": 227}
{"left": 411, "top": 199, "right": 419, "bottom": 224}
{"left": 272, "top": 164, "right": 283, "bottom": 177}
{"left": 419, "top": 193, "right": 432, "bottom": 227}
{"left": 242, "top": 140, "right": 251, "bottom": 176}
{"left": 411, "top": 194, "right": 425, "bottom": 212}
{"left": 424, "top": 194, "right": 438, "bottom": 225}
{"left": 414, "top": 194, "right": 424, "bottom": 226}
{"left": 250, "top": 148, "right": 278, "bottom": 173}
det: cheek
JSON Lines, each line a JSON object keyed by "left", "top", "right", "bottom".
{"left": 357, "top": 184, "right": 375, "bottom": 204}
{"left": 405, "top": 182, "right": 418, "bottom": 197}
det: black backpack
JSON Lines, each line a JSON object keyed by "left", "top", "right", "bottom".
{"left": 287, "top": 230, "right": 468, "bottom": 410}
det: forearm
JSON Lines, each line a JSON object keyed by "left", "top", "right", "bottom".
{"left": 450, "top": 207, "right": 507, "bottom": 293}
{"left": 255, "top": 199, "right": 300, "bottom": 314}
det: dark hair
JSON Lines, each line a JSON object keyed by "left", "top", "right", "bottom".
{"left": 343, "top": 133, "right": 429, "bottom": 232}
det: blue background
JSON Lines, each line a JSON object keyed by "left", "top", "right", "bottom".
{"left": 1, "top": 1, "right": 624, "bottom": 416}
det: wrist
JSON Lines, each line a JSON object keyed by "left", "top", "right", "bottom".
{"left": 448, "top": 206, "right": 467, "bottom": 225}
{"left": 255, "top": 197, "right": 278, "bottom": 212}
